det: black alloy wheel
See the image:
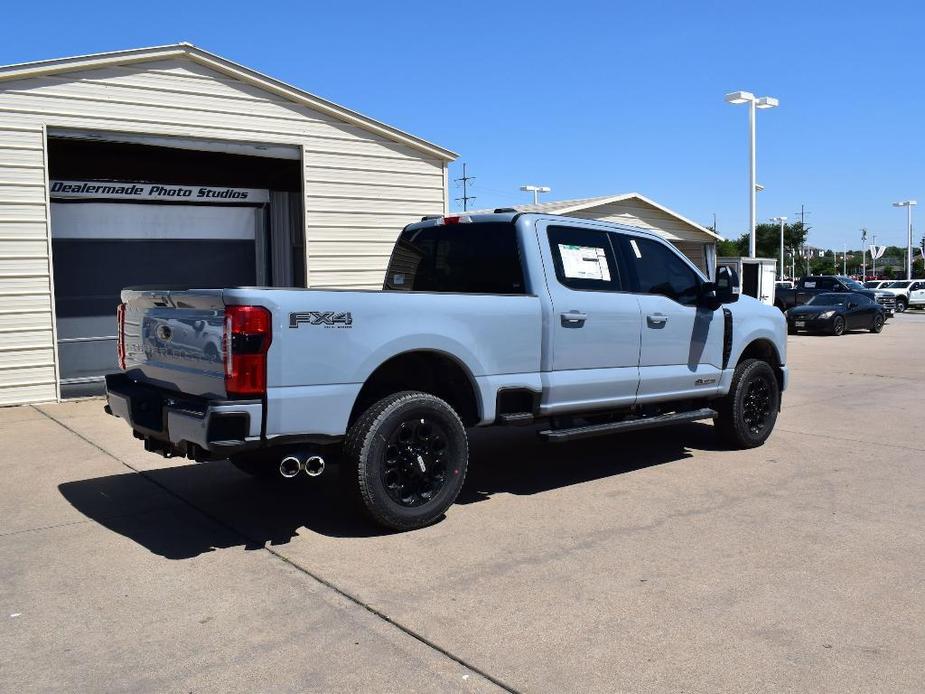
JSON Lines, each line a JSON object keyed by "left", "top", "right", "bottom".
{"left": 741, "top": 376, "right": 772, "bottom": 437}
{"left": 714, "top": 358, "right": 780, "bottom": 449}
{"left": 344, "top": 391, "right": 468, "bottom": 531}
{"left": 870, "top": 313, "right": 885, "bottom": 333}
{"left": 382, "top": 416, "right": 451, "bottom": 507}
{"left": 832, "top": 316, "right": 845, "bottom": 336}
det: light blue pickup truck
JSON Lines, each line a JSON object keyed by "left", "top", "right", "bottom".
{"left": 106, "top": 211, "right": 788, "bottom": 530}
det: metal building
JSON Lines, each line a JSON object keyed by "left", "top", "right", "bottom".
{"left": 0, "top": 44, "right": 456, "bottom": 405}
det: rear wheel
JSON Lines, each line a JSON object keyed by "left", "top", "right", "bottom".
{"left": 344, "top": 391, "right": 468, "bottom": 531}
{"left": 870, "top": 313, "right": 884, "bottom": 333}
{"left": 714, "top": 359, "right": 780, "bottom": 449}
{"left": 832, "top": 316, "right": 845, "bottom": 336}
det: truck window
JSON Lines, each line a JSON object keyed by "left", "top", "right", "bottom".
{"left": 546, "top": 226, "right": 620, "bottom": 291}
{"left": 619, "top": 235, "right": 701, "bottom": 305}
{"left": 384, "top": 222, "right": 525, "bottom": 294}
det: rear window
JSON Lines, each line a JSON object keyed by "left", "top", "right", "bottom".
{"left": 384, "top": 222, "right": 525, "bottom": 294}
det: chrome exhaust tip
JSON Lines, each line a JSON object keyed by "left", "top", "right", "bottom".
{"left": 279, "top": 455, "right": 302, "bottom": 478}
{"left": 304, "top": 455, "right": 325, "bottom": 477}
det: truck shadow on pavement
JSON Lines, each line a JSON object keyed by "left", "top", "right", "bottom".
{"left": 58, "top": 422, "right": 722, "bottom": 559}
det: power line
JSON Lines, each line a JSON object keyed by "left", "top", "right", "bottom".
{"left": 453, "top": 163, "right": 476, "bottom": 211}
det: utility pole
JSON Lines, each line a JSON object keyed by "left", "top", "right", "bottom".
{"left": 453, "top": 163, "right": 476, "bottom": 211}
{"left": 843, "top": 241, "right": 847, "bottom": 276}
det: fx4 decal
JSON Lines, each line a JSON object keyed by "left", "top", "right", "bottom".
{"left": 289, "top": 311, "right": 353, "bottom": 328}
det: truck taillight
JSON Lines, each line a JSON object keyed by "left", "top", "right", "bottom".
{"left": 224, "top": 305, "right": 272, "bottom": 397}
{"left": 116, "top": 303, "right": 126, "bottom": 370}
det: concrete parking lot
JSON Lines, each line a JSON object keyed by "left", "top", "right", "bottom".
{"left": 2, "top": 313, "right": 923, "bottom": 693}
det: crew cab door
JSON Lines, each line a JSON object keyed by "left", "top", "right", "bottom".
{"left": 614, "top": 233, "right": 725, "bottom": 403}
{"left": 536, "top": 221, "right": 641, "bottom": 414}
{"left": 909, "top": 281, "right": 925, "bottom": 306}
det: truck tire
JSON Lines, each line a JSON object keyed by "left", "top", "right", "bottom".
{"left": 714, "top": 359, "right": 779, "bottom": 449}
{"left": 344, "top": 391, "right": 468, "bottom": 531}
{"left": 896, "top": 297, "right": 907, "bottom": 313}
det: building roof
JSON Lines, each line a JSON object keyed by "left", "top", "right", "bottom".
{"left": 0, "top": 43, "right": 457, "bottom": 161}
{"left": 465, "top": 192, "right": 721, "bottom": 241}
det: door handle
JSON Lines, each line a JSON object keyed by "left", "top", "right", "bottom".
{"left": 646, "top": 313, "right": 668, "bottom": 327}
{"left": 560, "top": 311, "right": 588, "bottom": 327}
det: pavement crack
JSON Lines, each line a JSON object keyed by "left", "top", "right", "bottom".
{"left": 32, "top": 405, "right": 521, "bottom": 694}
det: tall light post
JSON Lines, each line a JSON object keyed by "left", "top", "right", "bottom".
{"left": 520, "top": 185, "right": 551, "bottom": 205}
{"left": 892, "top": 200, "right": 917, "bottom": 280}
{"left": 725, "top": 91, "right": 779, "bottom": 258}
{"left": 861, "top": 228, "right": 868, "bottom": 280}
{"left": 843, "top": 241, "right": 847, "bottom": 276}
{"left": 770, "top": 216, "right": 787, "bottom": 279}
{"left": 872, "top": 234, "right": 878, "bottom": 278}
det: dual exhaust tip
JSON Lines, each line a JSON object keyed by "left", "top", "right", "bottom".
{"left": 279, "top": 455, "right": 325, "bottom": 479}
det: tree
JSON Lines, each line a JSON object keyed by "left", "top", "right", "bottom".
{"left": 715, "top": 221, "right": 810, "bottom": 261}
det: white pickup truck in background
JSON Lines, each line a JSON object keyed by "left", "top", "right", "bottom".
{"left": 106, "top": 212, "right": 788, "bottom": 530}
{"left": 880, "top": 279, "right": 925, "bottom": 312}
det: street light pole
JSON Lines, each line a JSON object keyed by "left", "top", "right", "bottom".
{"left": 843, "top": 241, "right": 847, "bottom": 275}
{"left": 893, "top": 200, "right": 917, "bottom": 280}
{"left": 872, "top": 234, "right": 878, "bottom": 278}
{"left": 770, "top": 216, "right": 787, "bottom": 279}
{"left": 520, "top": 185, "right": 551, "bottom": 205}
{"left": 725, "top": 91, "right": 779, "bottom": 258}
{"left": 861, "top": 229, "right": 867, "bottom": 280}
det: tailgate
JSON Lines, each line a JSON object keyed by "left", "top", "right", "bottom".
{"left": 121, "top": 289, "right": 228, "bottom": 398}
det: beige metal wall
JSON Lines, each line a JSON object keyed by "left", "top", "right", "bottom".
{"left": 0, "top": 57, "right": 450, "bottom": 404}
{"left": 568, "top": 200, "right": 713, "bottom": 272}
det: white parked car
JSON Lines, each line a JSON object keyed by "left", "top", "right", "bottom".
{"left": 863, "top": 280, "right": 891, "bottom": 289}
{"left": 880, "top": 280, "right": 925, "bottom": 312}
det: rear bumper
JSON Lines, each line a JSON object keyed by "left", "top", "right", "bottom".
{"left": 104, "top": 373, "right": 263, "bottom": 459}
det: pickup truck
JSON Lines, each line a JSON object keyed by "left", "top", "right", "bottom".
{"left": 775, "top": 275, "right": 896, "bottom": 316}
{"left": 879, "top": 280, "right": 925, "bottom": 312}
{"left": 105, "top": 212, "right": 789, "bottom": 530}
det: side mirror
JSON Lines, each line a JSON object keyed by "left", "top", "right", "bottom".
{"left": 193, "top": 319, "right": 205, "bottom": 332}
{"left": 714, "top": 266, "right": 740, "bottom": 304}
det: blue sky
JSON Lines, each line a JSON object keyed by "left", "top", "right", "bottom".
{"left": 2, "top": 0, "right": 923, "bottom": 251}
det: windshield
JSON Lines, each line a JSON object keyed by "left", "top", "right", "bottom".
{"left": 887, "top": 281, "right": 911, "bottom": 289}
{"left": 807, "top": 293, "right": 848, "bottom": 307}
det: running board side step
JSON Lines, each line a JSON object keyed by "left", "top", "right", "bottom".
{"left": 539, "top": 408, "right": 717, "bottom": 443}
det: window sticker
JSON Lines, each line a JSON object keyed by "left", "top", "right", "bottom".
{"left": 804, "top": 281, "right": 816, "bottom": 288}
{"left": 558, "top": 244, "right": 611, "bottom": 281}
{"left": 629, "top": 239, "right": 642, "bottom": 259}
{"left": 392, "top": 273, "right": 405, "bottom": 286}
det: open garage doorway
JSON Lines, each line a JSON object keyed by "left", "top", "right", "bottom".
{"left": 47, "top": 135, "right": 304, "bottom": 397}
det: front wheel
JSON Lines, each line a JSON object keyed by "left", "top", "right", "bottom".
{"left": 870, "top": 313, "right": 885, "bottom": 333}
{"left": 714, "top": 359, "right": 780, "bottom": 449}
{"left": 896, "top": 298, "right": 907, "bottom": 313}
{"left": 832, "top": 316, "right": 845, "bottom": 336}
{"left": 344, "top": 391, "right": 468, "bottom": 531}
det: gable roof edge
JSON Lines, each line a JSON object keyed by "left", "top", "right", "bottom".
{"left": 0, "top": 43, "right": 458, "bottom": 161}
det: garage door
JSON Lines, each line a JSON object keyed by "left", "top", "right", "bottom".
{"left": 51, "top": 202, "right": 262, "bottom": 396}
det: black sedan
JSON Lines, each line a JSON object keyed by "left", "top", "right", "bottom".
{"left": 787, "top": 292, "right": 885, "bottom": 336}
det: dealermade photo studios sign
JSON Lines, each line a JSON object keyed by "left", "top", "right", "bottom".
{"left": 50, "top": 180, "right": 270, "bottom": 204}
